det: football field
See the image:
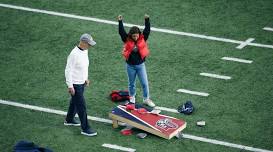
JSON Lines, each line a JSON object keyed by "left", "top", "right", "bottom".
{"left": 0, "top": 0, "right": 273, "bottom": 151}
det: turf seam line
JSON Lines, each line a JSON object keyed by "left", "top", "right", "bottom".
{"left": 102, "top": 144, "right": 136, "bottom": 152}
{"left": 221, "top": 57, "right": 253, "bottom": 64}
{"left": 0, "top": 3, "right": 273, "bottom": 50}
{"left": 200, "top": 73, "right": 231, "bottom": 80}
{"left": 2, "top": 99, "right": 272, "bottom": 152}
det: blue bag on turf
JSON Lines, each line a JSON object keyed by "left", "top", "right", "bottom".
{"left": 14, "top": 140, "right": 53, "bottom": 152}
{"left": 177, "top": 101, "right": 194, "bottom": 115}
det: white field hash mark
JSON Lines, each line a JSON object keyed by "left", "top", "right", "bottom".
{"left": 200, "top": 73, "right": 231, "bottom": 80}
{"left": 155, "top": 106, "right": 179, "bottom": 113}
{"left": 176, "top": 89, "right": 209, "bottom": 96}
{"left": 221, "top": 57, "right": 253, "bottom": 64}
{"left": 263, "top": 27, "right": 273, "bottom": 32}
{"left": 1, "top": 99, "right": 273, "bottom": 152}
{"left": 236, "top": 38, "right": 255, "bottom": 49}
{"left": 102, "top": 144, "right": 136, "bottom": 152}
{"left": 0, "top": 3, "right": 273, "bottom": 50}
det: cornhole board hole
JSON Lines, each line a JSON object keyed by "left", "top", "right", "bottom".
{"left": 109, "top": 105, "right": 187, "bottom": 139}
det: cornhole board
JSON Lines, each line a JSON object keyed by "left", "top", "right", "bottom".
{"left": 109, "top": 105, "right": 187, "bottom": 139}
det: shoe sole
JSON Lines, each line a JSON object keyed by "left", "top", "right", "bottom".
{"left": 64, "top": 123, "right": 81, "bottom": 127}
{"left": 81, "top": 132, "right": 97, "bottom": 137}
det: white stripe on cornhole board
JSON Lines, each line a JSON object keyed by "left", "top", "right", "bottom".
{"left": 236, "top": 38, "right": 255, "bottom": 49}
{"left": 177, "top": 89, "right": 209, "bottom": 97}
{"left": 1, "top": 99, "right": 273, "bottom": 152}
{"left": 102, "top": 144, "right": 136, "bottom": 152}
{"left": 263, "top": 27, "right": 273, "bottom": 32}
{"left": 200, "top": 73, "right": 231, "bottom": 80}
{"left": 221, "top": 57, "right": 253, "bottom": 64}
{"left": 117, "top": 105, "right": 161, "bottom": 132}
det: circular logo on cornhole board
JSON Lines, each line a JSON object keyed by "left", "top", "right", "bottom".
{"left": 156, "top": 118, "right": 178, "bottom": 131}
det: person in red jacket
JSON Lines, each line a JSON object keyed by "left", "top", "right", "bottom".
{"left": 118, "top": 14, "right": 155, "bottom": 107}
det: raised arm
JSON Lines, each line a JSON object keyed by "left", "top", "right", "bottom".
{"left": 143, "top": 14, "right": 150, "bottom": 41}
{"left": 118, "top": 15, "right": 128, "bottom": 43}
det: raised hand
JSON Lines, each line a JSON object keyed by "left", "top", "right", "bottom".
{"left": 144, "top": 14, "right": 149, "bottom": 19}
{"left": 117, "top": 15, "right": 123, "bottom": 21}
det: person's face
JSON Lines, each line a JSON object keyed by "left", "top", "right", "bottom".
{"left": 131, "top": 33, "right": 139, "bottom": 41}
{"left": 84, "top": 42, "right": 92, "bottom": 49}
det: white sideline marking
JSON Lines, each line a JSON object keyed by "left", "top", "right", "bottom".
{"left": 221, "top": 57, "right": 253, "bottom": 64}
{"left": 0, "top": 99, "right": 272, "bottom": 152}
{"left": 102, "top": 144, "right": 136, "bottom": 152}
{"left": 183, "top": 134, "right": 272, "bottom": 152}
{"left": 177, "top": 89, "right": 209, "bottom": 97}
{"left": 0, "top": 3, "right": 273, "bottom": 50}
{"left": 263, "top": 27, "right": 273, "bottom": 32}
{"left": 155, "top": 106, "right": 179, "bottom": 113}
{"left": 236, "top": 38, "right": 255, "bottom": 49}
{"left": 0, "top": 99, "right": 112, "bottom": 124}
{"left": 200, "top": 73, "right": 231, "bottom": 80}
{"left": 182, "top": 134, "right": 273, "bottom": 152}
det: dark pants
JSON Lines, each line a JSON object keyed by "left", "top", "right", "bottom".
{"left": 66, "top": 84, "right": 90, "bottom": 131}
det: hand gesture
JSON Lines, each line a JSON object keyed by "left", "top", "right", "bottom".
{"left": 117, "top": 15, "right": 123, "bottom": 21}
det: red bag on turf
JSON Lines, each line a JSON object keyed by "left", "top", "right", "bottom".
{"left": 110, "top": 90, "right": 130, "bottom": 102}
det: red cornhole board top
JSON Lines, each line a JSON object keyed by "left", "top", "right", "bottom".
{"left": 110, "top": 105, "right": 187, "bottom": 139}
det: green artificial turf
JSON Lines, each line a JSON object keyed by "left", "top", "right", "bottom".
{"left": 0, "top": 0, "right": 272, "bottom": 151}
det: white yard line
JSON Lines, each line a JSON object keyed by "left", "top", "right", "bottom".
{"left": 182, "top": 134, "right": 273, "bottom": 152}
{"left": 263, "top": 27, "right": 273, "bottom": 32}
{"left": 200, "top": 73, "right": 231, "bottom": 80}
{"left": 177, "top": 89, "right": 209, "bottom": 97}
{"left": 155, "top": 106, "right": 179, "bottom": 113}
{"left": 236, "top": 38, "right": 255, "bottom": 49}
{"left": 102, "top": 144, "right": 136, "bottom": 152}
{"left": 0, "top": 99, "right": 112, "bottom": 124}
{"left": 221, "top": 57, "right": 253, "bottom": 64}
{"left": 0, "top": 3, "right": 273, "bottom": 50}
{"left": 0, "top": 99, "right": 272, "bottom": 152}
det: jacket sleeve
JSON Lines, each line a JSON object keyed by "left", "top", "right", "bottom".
{"left": 65, "top": 52, "right": 75, "bottom": 88}
{"left": 119, "top": 20, "right": 128, "bottom": 43}
{"left": 143, "top": 18, "right": 150, "bottom": 41}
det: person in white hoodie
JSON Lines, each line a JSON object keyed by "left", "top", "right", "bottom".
{"left": 64, "top": 33, "right": 97, "bottom": 137}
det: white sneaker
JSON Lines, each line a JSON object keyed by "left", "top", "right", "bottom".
{"left": 64, "top": 120, "right": 81, "bottom": 127}
{"left": 129, "top": 96, "right": 135, "bottom": 104}
{"left": 143, "top": 99, "right": 155, "bottom": 107}
{"left": 81, "top": 129, "right": 97, "bottom": 137}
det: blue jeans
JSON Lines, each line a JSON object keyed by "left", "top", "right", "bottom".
{"left": 126, "top": 63, "right": 150, "bottom": 100}
{"left": 66, "top": 84, "right": 90, "bottom": 131}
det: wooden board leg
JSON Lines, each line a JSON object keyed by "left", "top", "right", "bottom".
{"left": 112, "top": 119, "right": 119, "bottom": 128}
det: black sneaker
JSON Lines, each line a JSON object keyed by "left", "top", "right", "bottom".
{"left": 64, "top": 119, "right": 81, "bottom": 126}
{"left": 81, "top": 129, "right": 97, "bottom": 137}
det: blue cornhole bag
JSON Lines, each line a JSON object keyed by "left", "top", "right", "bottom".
{"left": 177, "top": 101, "right": 194, "bottom": 115}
